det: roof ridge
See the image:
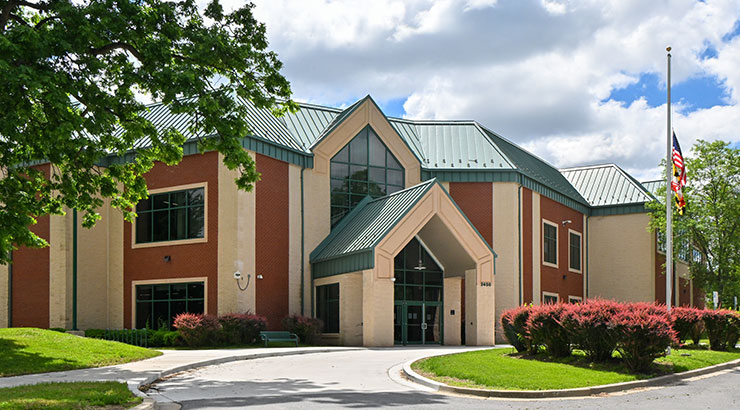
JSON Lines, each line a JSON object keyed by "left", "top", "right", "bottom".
{"left": 559, "top": 163, "right": 617, "bottom": 171}
{"left": 367, "top": 178, "right": 436, "bottom": 203}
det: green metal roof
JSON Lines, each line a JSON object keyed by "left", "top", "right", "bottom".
{"left": 560, "top": 164, "right": 653, "bottom": 207}
{"left": 478, "top": 126, "right": 589, "bottom": 207}
{"left": 310, "top": 179, "right": 436, "bottom": 271}
{"left": 641, "top": 179, "right": 663, "bottom": 196}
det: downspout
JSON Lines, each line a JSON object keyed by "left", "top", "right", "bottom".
{"left": 72, "top": 209, "right": 78, "bottom": 331}
{"left": 300, "top": 166, "right": 305, "bottom": 316}
{"left": 7, "top": 251, "right": 12, "bottom": 327}
{"left": 517, "top": 185, "right": 522, "bottom": 305}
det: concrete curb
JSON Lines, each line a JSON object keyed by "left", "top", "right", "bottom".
{"left": 132, "top": 348, "right": 363, "bottom": 408}
{"left": 403, "top": 353, "right": 740, "bottom": 399}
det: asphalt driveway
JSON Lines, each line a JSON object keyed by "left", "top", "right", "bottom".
{"left": 150, "top": 347, "right": 740, "bottom": 409}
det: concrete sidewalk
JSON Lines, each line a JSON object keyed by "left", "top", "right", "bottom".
{"left": 0, "top": 346, "right": 361, "bottom": 392}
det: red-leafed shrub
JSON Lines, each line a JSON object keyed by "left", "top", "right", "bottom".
{"left": 526, "top": 303, "right": 571, "bottom": 357}
{"left": 501, "top": 305, "right": 532, "bottom": 353}
{"left": 173, "top": 313, "right": 221, "bottom": 347}
{"left": 613, "top": 304, "right": 676, "bottom": 373}
{"left": 561, "top": 299, "right": 621, "bottom": 362}
{"left": 282, "top": 315, "right": 323, "bottom": 345}
{"left": 219, "top": 313, "right": 268, "bottom": 345}
{"left": 702, "top": 310, "right": 740, "bottom": 351}
{"left": 670, "top": 307, "right": 704, "bottom": 345}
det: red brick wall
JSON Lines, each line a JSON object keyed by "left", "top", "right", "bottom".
{"left": 123, "top": 152, "right": 219, "bottom": 328}
{"left": 448, "top": 183, "right": 493, "bottom": 246}
{"left": 539, "top": 196, "right": 584, "bottom": 303}
{"left": 522, "top": 188, "right": 533, "bottom": 304}
{"left": 679, "top": 277, "right": 691, "bottom": 306}
{"left": 255, "top": 154, "right": 290, "bottom": 330}
{"left": 11, "top": 164, "right": 51, "bottom": 328}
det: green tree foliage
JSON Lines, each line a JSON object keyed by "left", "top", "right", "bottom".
{"left": 647, "top": 140, "right": 740, "bottom": 307}
{"left": 0, "top": 0, "right": 295, "bottom": 263}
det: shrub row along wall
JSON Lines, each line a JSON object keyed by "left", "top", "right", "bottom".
{"left": 501, "top": 299, "right": 740, "bottom": 373}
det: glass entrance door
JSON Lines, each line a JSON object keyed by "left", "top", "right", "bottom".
{"left": 393, "top": 237, "right": 444, "bottom": 345}
{"left": 394, "top": 302, "right": 442, "bottom": 345}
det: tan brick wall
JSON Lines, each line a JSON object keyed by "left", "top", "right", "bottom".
{"left": 314, "top": 272, "right": 363, "bottom": 346}
{"left": 492, "top": 182, "right": 520, "bottom": 342}
{"left": 48, "top": 212, "right": 71, "bottom": 329}
{"left": 588, "top": 213, "right": 654, "bottom": 302}
{"left": 444, "top": 276, "right": 462, "bottom": 345}
{"left": 77, "top": 199, "right": 115, "bottom": 329}
{"left": 288, "top": 164, "right": 303, "bottom": 315}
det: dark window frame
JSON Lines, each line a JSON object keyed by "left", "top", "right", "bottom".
{"left": 330, "top": 126, "right": 404, "bottom": 227}
{"left": 543, "top": 221, "right": 558, "bottom": 266}
{"left": 316, "top": 283, "right": 340, "bottom": 333}
{"left": 569, "top": 230, "right": 582, "bottom": 272}
{"left": 135, "top": 187, "right": 205, "bottom": 244}
{"left": 134, "top": 281, "right": 205, "bottom": 329}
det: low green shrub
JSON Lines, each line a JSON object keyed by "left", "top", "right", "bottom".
{"left": 703, "top": 310, "right": 740, "bottom": 351}
{"left": 84, "top": 329, "right": 105, "bottom": 339}
{"left": 218, "top": 313, "right": 268, "bottom": 345}
{"left": 48, "top": 327, "right": 67, "bottom": 333}
{"left": 282, "top": 315, "right": 322, "bottom": 345}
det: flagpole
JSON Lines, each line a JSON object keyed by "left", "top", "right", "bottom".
{"left": 666, "top": 47, "right": 673, "bottom": 318}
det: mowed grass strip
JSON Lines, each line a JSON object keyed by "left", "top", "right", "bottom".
{"left": 412, "top": 347, "right": 740, "bottom": 391}
{"left": 0, "top": 381, "right": 140, "bottom": 410}
{"left": 0, "top": 328, "right": 161, "bottom": 377}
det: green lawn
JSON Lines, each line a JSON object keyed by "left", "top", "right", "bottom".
{"left": 0, "top": 382, "right": 140, "bottom": 410}
{"left": 412, "top": 347, "right": 740, "bottom": 391}
{"left": 0, "top": 328, "right": 161, "bottom": 377}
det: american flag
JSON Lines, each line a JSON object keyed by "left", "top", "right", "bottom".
{"left": 671, "top": 131, "right": 687, "bottom": 214}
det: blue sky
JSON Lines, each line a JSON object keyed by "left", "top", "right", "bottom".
{"left": 249, "top": 0, "right": 740, "bottom": 180}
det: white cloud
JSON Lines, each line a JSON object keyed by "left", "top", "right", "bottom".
{"left": 245, "top": 0, "right": 740, "bottom": 180}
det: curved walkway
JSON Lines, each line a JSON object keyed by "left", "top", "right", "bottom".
{"left": 150, "top": 347, "right": 740, "bottom": 410}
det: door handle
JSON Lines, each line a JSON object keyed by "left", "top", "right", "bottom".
{"left": 421, "top": 322, "right": 428, "bottom": 330}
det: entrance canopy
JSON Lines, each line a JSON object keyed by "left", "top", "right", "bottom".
{"left": 310, "top": 179, "right": 496, "bottom": 280}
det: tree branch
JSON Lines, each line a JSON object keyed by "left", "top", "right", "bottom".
{"left": 89, "top": 42, "right": 143, "bottom": 61}
{"left": 1, "top": 0, "right": 18, "bottom": 31}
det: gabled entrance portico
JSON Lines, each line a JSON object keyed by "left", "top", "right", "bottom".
{"left": 311, "top": 179, "right": 496, "bottom": 347}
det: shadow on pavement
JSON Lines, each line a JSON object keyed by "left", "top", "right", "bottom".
{"left": 179, "top": 390, "right": 451, "bottom": 409}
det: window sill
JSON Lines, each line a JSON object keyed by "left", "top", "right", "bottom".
{"left": 131, "top": 237, "right": 207, "bottom": 249}
{"left": 542, "top": 261, "right": 558, "bottom": 269}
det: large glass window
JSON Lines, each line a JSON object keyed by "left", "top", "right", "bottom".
{"left": 569, "top": 231, "right": 581, "bottom": 272}
{"left": 135, "top": 282, "right": 205, "bottom": 329}
{"left": 316, "top": 283, "right": 340, "bottom": 333}
{"left": 393, "top": 238, "right": 443, "bottom": 304}
{"left": 136, "top": 187, "right": 205, "bottom": 243}
{"left": 543, "top": 221, "right": 558, "bottom": 265}
{"left": 330, "top": 126, "right": 404, "bottom": 227}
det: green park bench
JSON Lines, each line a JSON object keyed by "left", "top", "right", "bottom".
{"left": 259, "top": 331, "right": 299, "bottom": 347}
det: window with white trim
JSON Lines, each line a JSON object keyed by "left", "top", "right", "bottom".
{"left": 543, "top": 221, "right": 558, "bottom": 266}
{"left": 135, "top": 187, "right": 205, "bottom": 243}
{"left": 568, "top": 296, "right": 582, "bottom": 304}
{"left": 543, "top": 292, "right": 559, "bottom": 304}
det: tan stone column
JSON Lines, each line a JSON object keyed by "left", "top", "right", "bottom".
{"left": 362, "top": 269, "right": 394, "bottom": 346}
{"left": 443, "top": 276, "right": 462, "bottom": 345}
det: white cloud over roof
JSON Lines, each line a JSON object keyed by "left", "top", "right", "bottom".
{"left": 228, "top": 0, "right": 740, "bottom": 181}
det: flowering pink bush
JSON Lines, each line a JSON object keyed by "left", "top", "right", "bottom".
{"left": 526, "top": 303, "right": 571, "bottom": 357}
{"left": 670, "top": 307, "right": 704, "bottom": 345}
{"left": 702, "top": 309, "right": 740, "bottom": 351}
{"left": 501, "top": 305, "right": 532, "bottom": 353}
{"left": 282, "top": 315, "right": 323, "bottom": 345}
{"left": 561, "top": 299, "right": 621, "bottom": 362}
{"left": 613, "top": 303, "right": 676, "bottom": 372}
{"left": 173, "top": 313, "right": 221, "bottom": 347}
